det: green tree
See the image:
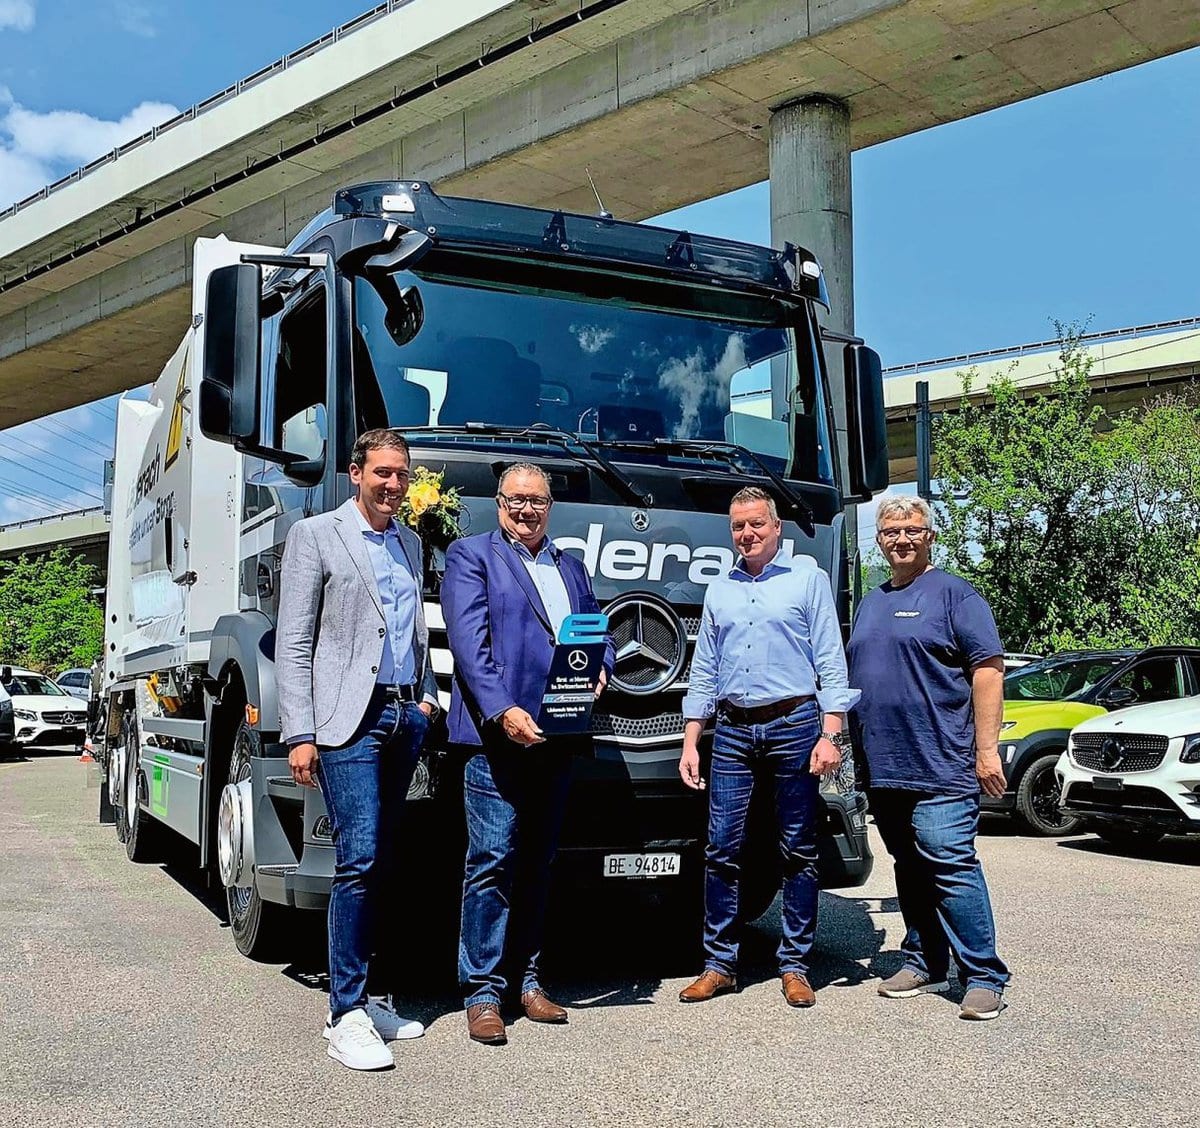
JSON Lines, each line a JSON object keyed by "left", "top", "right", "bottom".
{"left": 0, "top": 547, "right": 104, "bottom": 672}
{"left": 931, "top": 332, "right": 1200, "bottom": 651}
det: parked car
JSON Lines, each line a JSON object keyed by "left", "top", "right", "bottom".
{"left": 55, "top": 667, "right": 93, "bottom": 702}
{"left": 1002, "top": 652, "right": 1042, "bottom": 671}
{"left": 0, "top": 666, "right": 89, "bottom": 749}
{"left": 991, "top": 647, "right": 1200, "bottom": 835}
{"left": 1056, "top": 694, "right": 1200, "bottom": 849}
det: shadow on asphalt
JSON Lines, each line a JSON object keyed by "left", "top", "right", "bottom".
{"left": 140, "top": 854, "right": 887, "bottom": 1028}
{"left": 1056, "top": 834, "right": 1200, "bottom": 866}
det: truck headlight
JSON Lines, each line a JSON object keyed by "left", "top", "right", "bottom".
{"left": 1181, "top": 734, "right": 1200, "bottom": 765}
{"left": 14, "top": 709, "right": 37, "bottom": 722}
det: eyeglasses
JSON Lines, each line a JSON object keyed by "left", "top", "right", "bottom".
{"left": 877, "top": 526, "right": 931, "bottom": 542}
{"left": 497, "top": 492, "right": 552, "bottom": 512}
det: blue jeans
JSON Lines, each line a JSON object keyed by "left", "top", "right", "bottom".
{"left": 705, "top": 700, "right": 821, "bottom": 976}
{"left": 870, "top": 788, "right": 1010, "bottom": 993}
{"left": 459, "top": 745, "right": 572, "bottom": 1008}
{"left": 316, "top": 691, "right": 427, "bottom": 1022}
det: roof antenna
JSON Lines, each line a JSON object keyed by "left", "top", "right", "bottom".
{"left": 585, "top": 167, "right": 613, "bottom": 220}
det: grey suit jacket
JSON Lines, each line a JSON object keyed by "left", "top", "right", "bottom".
{"left": 276, "top": 498, "right": 437, "bottom": 748}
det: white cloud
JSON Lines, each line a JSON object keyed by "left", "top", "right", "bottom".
{"left": 570, "top": 323, "right": 615, "bottom": 356}
{"left": 657, "top": 335, "right": 747, "bottom": 439}
{"left": 0, "top": 1, "right": 35, "bottom": 32}
{"left": 114, "top": 1, "right": 157, "bottom": 38}
{"left": 0, "top": 93, "right": 178, "bottom": 209}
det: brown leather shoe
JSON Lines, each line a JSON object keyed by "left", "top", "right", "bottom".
{"left": 521, "top": 988, "right": 568, "bottom": 1024}
{"left": 781, "top": 972, "right": 816, "bottom": 1008}
{"left": 466, "top": 1002, "right": 507, "bottom": 1045}
{"left": 679, "top": 970, "right": 737, "bottom": 1003}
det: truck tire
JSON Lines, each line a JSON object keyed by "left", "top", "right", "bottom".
{"left": 224, "top": 719, "right": 287, "bottom": 961}
{"left": 1096, "top": 826, "right": 1164, "bottom": 852}
{"left": 124, "top": 713, "right": 163, "bottom": 863}
{"left": 112, "top": 709, "right": 132, "bottom": 844}
{"left": 1015, "top": 753, "right": 1080, "bottom": 837}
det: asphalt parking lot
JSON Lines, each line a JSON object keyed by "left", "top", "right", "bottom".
{"left": 2, "top": 752, "right": 1197, "bottom": 1128}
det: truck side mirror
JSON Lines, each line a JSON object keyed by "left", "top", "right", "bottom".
{"left": 199, "top": 263, "right": 262, "bottom": 446}
{"left": 843, "top": 343, "right": 889, "bottom": 501}
{"left": 0, "top": 666, "right": 10, "bottom": 685}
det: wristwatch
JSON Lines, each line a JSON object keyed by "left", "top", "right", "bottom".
{"left": 821, "top": 729, "right": 851, "bottom": 751}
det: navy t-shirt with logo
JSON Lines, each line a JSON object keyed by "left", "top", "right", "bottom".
{"left": 847, "top": 568, "right": 1003, "bottom": 795}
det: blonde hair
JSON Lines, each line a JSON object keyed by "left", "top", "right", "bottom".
{"left": 730, "top": 486, "right": 779, "bottom": 522}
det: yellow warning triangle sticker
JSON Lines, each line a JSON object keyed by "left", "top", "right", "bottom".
{"left": 164, "top": 348, "right": 187, "bottom": 470}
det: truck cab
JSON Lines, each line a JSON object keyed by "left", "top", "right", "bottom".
{"left": 103, "top": 182, "right": 890, "bottom": 957}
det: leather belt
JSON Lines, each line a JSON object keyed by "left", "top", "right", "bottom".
{"left": 378, "top": 683, "right": 419, "bottom": 703}
{"left": 718, "top": 694, "right": 814, "bottom": 725}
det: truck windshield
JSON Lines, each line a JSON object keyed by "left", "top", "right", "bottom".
{"left": 352, "top": 267, "right": 835, "bottom": 486}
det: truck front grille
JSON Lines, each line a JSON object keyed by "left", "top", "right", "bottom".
{"left": 591, "top": 710, "right": 684, "bottom": 742}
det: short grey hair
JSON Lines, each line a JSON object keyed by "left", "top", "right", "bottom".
{"left": 875, "top": 495, "right": 933, "bottom": 530}
{"left": 729, "top": 486, "right": 779, "bottom": 522}
{"left": 497, "top": 462, "right": 553, "bottom": 497}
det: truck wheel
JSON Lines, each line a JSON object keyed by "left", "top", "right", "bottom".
{"left": 112, "top": 713, "right": 132, "bottom": 844}
{"left": 124, "top": 713, "right": 162, "bottom": 863}
{"left": 1015, "top": 753, "right": 1080, "bottom": 837}
{"left": 1096, "top": 826, "right": 1164, "bottom": 852}
{"left": 224, "top": 719, "right": 286, "bottom": 961}
{"left": 106, "top": 745, "right": 124, "bottom": 837}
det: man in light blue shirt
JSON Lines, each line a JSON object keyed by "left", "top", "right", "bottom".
{"left": 678, "top": 487, "right": 859, "bottom": 1009}
{"left": 352, "top": 502, "right": 420, "bottom": 688}
{"left": 278, "top": 429, "right": 438, "bottom": 1070}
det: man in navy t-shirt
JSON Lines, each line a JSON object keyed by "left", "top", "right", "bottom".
{"left": 848, "top": 496, "right": 1010, "bottom": 1021}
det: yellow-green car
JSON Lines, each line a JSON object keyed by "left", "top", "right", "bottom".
{"left": 993, "top": 647, "right": 1200, "bottom": 835}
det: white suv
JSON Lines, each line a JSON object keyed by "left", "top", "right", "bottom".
{"left": 1056, "top": 694, "right": 1200, "bottom": 849}
{"left": 0, "top": 667, "right": 89, "bottom": 749}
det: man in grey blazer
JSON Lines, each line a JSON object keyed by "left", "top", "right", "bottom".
{"left": 277, "top": 428, "right": 438, "bottom": 1072}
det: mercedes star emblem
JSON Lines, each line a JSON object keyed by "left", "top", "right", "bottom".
{"left": 568, "top": 649, "right": 589, "bottom": 672}
{"left": 605, "top": 592, "right": 687, "bottom": 696}
{"left": 630, "top": 509, "right": 650, "bottom": 532}
{"left": 1099, "top": 736, "right": 1125, "bottom": 771}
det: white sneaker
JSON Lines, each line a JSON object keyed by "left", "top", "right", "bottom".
{"left": 326, "top": 1008, "right": 394, "bottom": 1071}
{"left": 324, "top": 995, "right": 425, "bottom": 1043}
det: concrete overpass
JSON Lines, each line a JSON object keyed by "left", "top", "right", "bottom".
{"left": 5, "top": 316, "right": 1194, "bottom": 569}
{"left": 1, "top": 0, "right": 1198, "bottom": 434}
{"left": 883, "top": 317, "right": 1200, "bottom": 482}
{"left": 0, "top": 507, "right": 110, "bottom": 579}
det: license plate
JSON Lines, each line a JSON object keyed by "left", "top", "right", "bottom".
{"left": 60, "top": 725, "right": 80, "bottom": 734}
{"left": 603, "top": 853, "right": 680, "bottom": 879}
{"left": 1094, "top": 777, "right": 1124, "bottom": 790}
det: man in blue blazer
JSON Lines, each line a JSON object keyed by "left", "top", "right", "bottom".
{"left": 442, "top": 462, "right": 614, "bottom": 1046}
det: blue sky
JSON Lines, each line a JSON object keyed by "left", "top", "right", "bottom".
{"left": 1, "top": 1, "right": 1198, "bottom": 523}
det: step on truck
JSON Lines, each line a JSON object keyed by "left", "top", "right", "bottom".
{"left": 99, "top": 182, "right": 890, "bottom": 958}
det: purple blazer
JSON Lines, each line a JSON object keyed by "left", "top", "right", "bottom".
{"left": 441, "top": 529, "right": 615, "bottom": 747}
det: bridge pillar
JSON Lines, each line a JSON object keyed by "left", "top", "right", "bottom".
{"left": 769, "top": 95, "right": 858, "bottom": 565}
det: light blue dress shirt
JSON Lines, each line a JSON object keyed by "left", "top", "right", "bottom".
{"left": 353, "top": 505, "right": 419, "bottom": 686}
{"left": 508, "top": 535, "right": 573, "bottom": 637}
{"left": 681, "top": 548, "right": 860, "bottom": 720}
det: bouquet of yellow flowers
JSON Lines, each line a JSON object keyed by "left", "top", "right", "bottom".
{"left": 400, "top": 466, "right": 464, "bottom": 591}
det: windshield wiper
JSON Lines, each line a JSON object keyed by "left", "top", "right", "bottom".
{"left": 404, "top": 423, "right": 653, "bottom": 508}
{"left": 597, "top": 437, "right": 814, "bottom": 526}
